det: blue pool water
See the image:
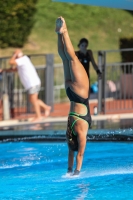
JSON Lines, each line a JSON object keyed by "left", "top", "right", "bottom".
{"left": 0, "top": 141, "right": 133, "bottom": 200}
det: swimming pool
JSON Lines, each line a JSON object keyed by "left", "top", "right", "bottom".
{"left": 0, "top": 141, "right": 133, "bottom": 200}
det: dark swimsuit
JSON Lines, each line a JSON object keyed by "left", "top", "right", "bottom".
{"left": 66, "top": 87, "right": 92, "bottom": 151}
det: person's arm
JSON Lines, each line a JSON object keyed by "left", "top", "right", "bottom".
{"left": 73, "top": 123, "right": 88, "bottom": 176}
{"left": 75, "top": 51, "right": 78, "bottom": 57}
{"left": 67, "top": 148, "right": 74, "bottom": 173}
{"left": 5, "top": 52, "right": 19, "bottom": 72}
{"left": 0, "top": 53, "right": 18, "bottom": 73}
{"left": 88, "top": 50, "right": 102, "bottom": 79}
{"left": 9, "top": 53, "right": 18, "bottom": 68}
{"left": 74, "top": 137, "right": 86, "bottom": 175}
{"left": 0, "top": 67, "right": 17, "bottom": 73}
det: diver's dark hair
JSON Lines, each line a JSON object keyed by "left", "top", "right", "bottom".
{"left": 66, "top": 117, "right": 78, "bottom": 151}
{"left": 78, "top": 38, "right": 89, "bottom": 47}
{"left": 66, "top": 131, "right": 78, "bottom": 151}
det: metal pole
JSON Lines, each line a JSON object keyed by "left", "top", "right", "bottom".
{"left": 102, "top": 52, "right": 106, "bottom": 114}
{"left": 45, "top": 54, "right": 54, "bottom": 110}
{"left": 26, "top": 55, "right": 31, "bottom": 114}
{"left": 97, "top": 51, "right": 103, "bottom": 114}
{"left": 2, "top": 71, "right": 10, "bottom": 120}
{"left": 26, "top": 92, "right": 31, "bottom": 113}
{"left": 7, "top": 72, "right": 15, "bottom": 118}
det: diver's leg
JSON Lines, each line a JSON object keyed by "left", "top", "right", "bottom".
{"left": 57, "top": 27, "right": 71, "bottom": 89}
{"left": 56, "top": 17, "right": 89, "bottom": 98}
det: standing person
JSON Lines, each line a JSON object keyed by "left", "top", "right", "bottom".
{"left": 8, "top": 49, "right": 51, "bottom": 122}
{"left": 55, "top": 17, "right": 92, "bottom": 175}
{"left": 75, "top": 38, "right": 102, "bottom": 94}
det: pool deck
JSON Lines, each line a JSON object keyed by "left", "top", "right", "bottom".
{"left": 0, "top": 100, "right": 133, "bottom": 142}
{"left": 0, "top": 99, "right": 133, "bottom": 128}
{"left": 0, "top": 112, "right": 133, "bottom": 128}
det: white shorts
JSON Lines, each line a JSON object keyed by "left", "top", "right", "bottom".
{"left": 27, "top": 85, "right": 41, "bottom": 94}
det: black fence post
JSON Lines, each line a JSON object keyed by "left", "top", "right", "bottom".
{"left": 27, "top": 55, "right": 31, "bottom": 114}
{"left": 98, "top": 51, "right": 106, "bottom": 114}
{"left": 45, "top": 54, "right": 54, "bottom": 110}
{"left": 97, "top": 51, "right": 103, "bottom": 114}
{"left": 2, "top": 71, "right": 10, "bottom": 120}
{"left": 102, "top": 52, "right": 106, "bottom": 114}
{"left": 7, "top": 72, "right": 14, "bottom": 118}
{"left": 26, "top": 93, "right": 31, "bottom": 113}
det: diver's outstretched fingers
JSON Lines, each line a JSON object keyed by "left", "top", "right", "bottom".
{"left": 55, "top": 16, "right": 67, "bottom": 34}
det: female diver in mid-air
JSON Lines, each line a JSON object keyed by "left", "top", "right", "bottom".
{"left": 55, "top": 16, "right": 92, "bottom": 175}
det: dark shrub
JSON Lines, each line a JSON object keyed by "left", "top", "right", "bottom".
{"left": 0, "top": 0, "right": 37, "bottom": 48}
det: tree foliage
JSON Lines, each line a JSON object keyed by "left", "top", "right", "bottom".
{"left": 0, "top": 0, "right": 37, "bottom": 48}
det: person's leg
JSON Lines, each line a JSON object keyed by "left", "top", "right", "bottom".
{"left": 29, "top": 93, "right": 42, "bottom": 120}
{"left": 57, "top": 33, "right": 72, "bottom": 89}
{"left": 56, "top": 17, "right": 89, "bottom": 98}
{"left": 37, "top": 99, "right": 51, "bottom": 117}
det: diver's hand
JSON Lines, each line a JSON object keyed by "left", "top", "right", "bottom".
{"left": 96, "top": 69, "right": 102, "bottom": 79}
{"left": 67, "top": 167, "right": 73, "bottom": 173}
{"left": 73, "top": 169, "right": 80, "bottom": 176}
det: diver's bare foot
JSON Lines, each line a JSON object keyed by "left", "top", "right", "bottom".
{"left": 31, "top": 117, "right": 44, "bottom": 122}
{"left": 55, "top": 16, "right": 67, "bottom": 34}
{"left": 44, "top": 106, "right": 51, "bottom": 117}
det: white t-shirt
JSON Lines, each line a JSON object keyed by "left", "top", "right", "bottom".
{"left": 15, "top": 55, "right": 41, "bottom": 90}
